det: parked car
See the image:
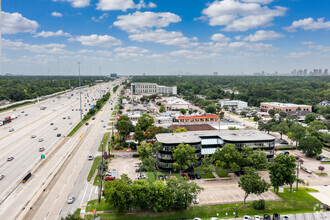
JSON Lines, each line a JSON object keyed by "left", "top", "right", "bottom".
{"left": 263, "top": 214, "right": 271, "bottom": 220}
{"left": 193, "top": 196, "right": 199, "bottom": 204}
{"left": 136, "top": 174, "right": 147, "bottom": 179}
{"left": 316, "top": 155, "right": 325, "bottom": 160}
{"left": 280, "top": 151, "right": 290, "bottom": 155}
{"left": 0, "top": 174, "right": 5, "bottom": 180}
{"left": 301, "top": 167, "right": 312, "bottom": 174}
{"left": 88, "top": 155, "right": 94, "bottom": 160}
{"left": 280, "top": 140, "right": 288, "bottom": 144}
{"left": 135, "top": 168, "right": 141, "bottom": 173}
{"left": 134, "top": 163, "right": 141, "bottom": 167}
{"left": 243, "top": 216, "right": 251, "bottom": 220}
{"left": 50, "top": 123, "right": 54, "bottom": 125}
{"left": 54, "top": 127, "right": 58, "bottom": 130}
{"left": 39, "top": 147, "right": 45, "bottom": 152}
{"left": 158, "top": 175, "right": 164, "bottom": 180}
{"left": 7, "top": 157, "right": 14, "bottom": 161}
{"left": 273, "top": 213, "right": 280, "bottom": 220}
{"left": 254, "top": 216, "right": 261, "bottom": 220}
{"left": 188, "top": 173, "right": 196, "bottom": 180}
{"left": 164, "top": 175, "right": 170, "bottom": 180}
{"left": 105, "top": 176, "right": 115, "bottom": 181}
{"left": 67, "top": 196, "right": 75, "bottom": 204}
{"left": 31, "top": 135, "right": 36, "bottom": 138}
{"left": 181, "top": 173, "right": 189, "bottom": 177}
{"left": 38, "top": 138, "right": 44, "bottom": 142}
{"left": 321, "top": 158, "right": 330, "bottom": 162}
{"left": 283, "top": 215, "right": 290, "bottom": 220}
{"left": 195, "top": 173, "right": 201, "bottom": 179}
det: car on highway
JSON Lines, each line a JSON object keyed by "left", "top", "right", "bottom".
{"left": 136, "top": 174, "right": 147, "bottom": 179}
{"left": 254, "top": 216, "right": 261, "bottom": 220}
{"left": 9, "top": 128, "right": 14, "bottom": 132}
{"left": 50, "top": 123, "right": 54, "bottom": 125}
{"left": 85, "top": 122, "right": 89, "bottom": 126}
{"left": 68, "top": 116, "right": 71, "bottom": 119}
{"left": 21, "top": 111, "right": 24, "bottom": 113}
{"left": 273, "top": 213, "right": 280, "bottom": 220}
{"left": 7, "top": 157, "right": 14, "bottom": 161}
{"left": 57, "top": 133, "right": 61, "bottom": 137}
{"left": 67, "top": 196, "right": 75, "bottom": 204}
{"left": 283, "top": 215, "right": 290, "bottom": 220}
{"left": 321, "top": 158, "right": 330, "bottom": 162}
{"left": 25, "top": 114, "right": 28, "bottom": 116}
{"left": 54, "top": 127, "right": 58, "bottom": 130}
{"left": 88, "top": 155, "right": 94, "bottom": 160}
{"left": 63, "top": 117, "right": 66, "bottom": 119}
{"left": 69, "top": 122, "right": 73, "bottom": 125}
{"left": 31, "top": 135, "right": 36, "bottom": 138}
{"left": 280, "top": 139, "right": 288, "bottom": 144}
{"left": 0, "top": 174, "right": 4, "bottom": 180}
{"left": 39, "top": 147, "right": 45, "bottom": 152}
{"left": 38, "top": 138, "right": 44, "bottom": 142}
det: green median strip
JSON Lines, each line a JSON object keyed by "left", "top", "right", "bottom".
{"left": 98, "top": 132, "right": 110, "bottom": 152}
{"left": 87, "top": 156, "right": 101, "bottom": 182}
{"left": 0, "top": 101, "right": 34, "bottom": 113}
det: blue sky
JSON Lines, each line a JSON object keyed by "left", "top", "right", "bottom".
{"left": 2, "top": 0, "right": 330, "bottom": 75}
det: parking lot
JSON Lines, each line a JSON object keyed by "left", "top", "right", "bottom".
{"left": 108, "top": 156, "right": 146, "bottom": 180}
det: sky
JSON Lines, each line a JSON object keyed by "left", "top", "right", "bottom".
{"left": 2, "top": 0, "right": 330, "bottom": 76}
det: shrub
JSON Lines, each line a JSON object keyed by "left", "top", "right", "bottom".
{"left": 132, "top": 153, "right": 139, "bottom": 158}
{"left": 253, "top": 199, "right": 265, "bottom": 210}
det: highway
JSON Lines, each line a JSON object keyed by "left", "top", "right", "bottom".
{"left": 0, "top": 79, "right": 121, "bottom": 219}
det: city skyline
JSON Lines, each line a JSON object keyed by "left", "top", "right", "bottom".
{"left": 2, "top": 0, "right": 330, "bottom": 75}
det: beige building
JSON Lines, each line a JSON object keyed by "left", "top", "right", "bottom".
{"left": 260, "top": 102, "right": 312, "bottom": 112}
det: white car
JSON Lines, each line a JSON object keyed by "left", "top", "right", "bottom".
{"left": 243, "top": 216, "right": 251, "bottom": 220}
{"left": 254, "top": 216, "right": 261, "bottom": 220}
{"left": 67, "top": 195, "right": 75, "bottom": 204}
{"left": 54, "top": 127, "right": 58, "bottom": 130}
{"left": 0, "top": 174, "right": 5, "bottom": 180}
{"left": 283, "top": 215, "right": 290, "bottom": 220}
{"left": 193, "top": 197, "right": 199, "bottom": 204}
{"left": 88, "top": 155, "right": 94, "bottom": 160}
{"left": 38, "top": 138, "right": 44, "bottom": 142}
{"left": 134, "top": 163, "right": 141, "bottom": 167}
{"left": 9, "top": 128, "right": 14, "bottom": 132}
{"left": 136, "top": 174, "right": 147, "bottom": 179}
{"left": 31, "top": 135, "right": 36, "bottom": 138}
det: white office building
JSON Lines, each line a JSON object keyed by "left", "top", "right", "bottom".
{"left": 131, "top": 83, "right": 177, "bottom": 95}
{"left": 219, "top": 100, "right": 248, "bottom": 109}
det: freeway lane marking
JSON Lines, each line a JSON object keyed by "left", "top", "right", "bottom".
{"left": 80, "top": 184, "right": 89, "bottom": 206}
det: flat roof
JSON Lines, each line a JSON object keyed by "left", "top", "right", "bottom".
{"left": 260, "top": 102, "right": 311, "bottom": 107}
{"left": 178, "top": 115, "right": 219, "bottom": 120}
{"left": 156, "top": 129, "right": 275, "bottom": 144}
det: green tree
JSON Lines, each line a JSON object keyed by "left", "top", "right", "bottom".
{"left": 239, "top": 147, "right": 268, "bottom": 170}
{"left": 240, "top": 111, "right": 247, "bottom": 117}
{"left": 131, "top": 179, "right": 152, "bottom": 210}
{"left": 144, "top": 126, "right": 165, "bottom": 140}
{"left": 279, "top": 111, "right": 287, "bottom": 119}
{"left": 174, "top": 127, "right": 187, "bottom": 133}
{"left": 205, "top": 104, "right": 216, "bottom": 114}
{"left": 238, "top": 168, "right": 270, "bottom": 207}
{"left": 166, "top": 177, "right": 204, "bottom": 210}
{"left": 159, "top": 105, "right": 166, "bottom": 113}
{"left": 172, "top": 143, "right": 198, "bottom": 174}
{"left": 115, "top": 115, "right": 134, "bottom": 141}
{"left": 137, "top": 142, "right": 155, "bottom": 160}
{"left": 180, "top": 108, "right": 187, "bottom": 115}
{"left": 275, "top": 122, "right": 289, "bottom": 139}
{"left": 298, "top": 136, "right": 323, "bottom": 157}
{"left": 289, "top": 123, "right": 306, "bottom": 146}
{"left": 305, "top": 114, "right": 317, "bottom": 124}
{"left": 188, "top": 109, "right": 193, "bottom": 115}
{"left": 212, "top": 144, "right": 241, "bottom": 174}
{"left": 268, "top": 109, "right": 276, "bottom": 117}
{"left": 258, "top": 120, "right": 276, "bottom": 134}
{"left": 193, "top": 109, "right": 198, "bottom": 113}
{"left": 137, "top": 113, "right": 154, "bottom": 131}
{"left": 60, "top": 214, "right": 83, "bottom": 220}
{"left": 141, "top": 157, "right": 158, "bottom": 181}
{"left": 103, "top": 175, "right": 133, "bottom": 214}
{"left": 268, "top": 154, "right": 296, "bottom": 194}
{"left": 200, "top": 154, "right": 214, "bottom": 177}
{"left": 133, "top": 124, "right": 145, "bottom": 144}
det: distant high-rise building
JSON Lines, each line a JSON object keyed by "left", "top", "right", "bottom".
{"left": 303, "top": 69, "right": 307, "bottom": 76}
{"left": 291, "top": 69, "right": 297, "bottom": 75}
{"left": 324, "top": 69, "right": 328, "bottom": 75}
{"left": 297, "top": 70, "right": 303, "bottom": 75}
{"left": 319, "top": 69, "right": 322, "bottom": 75}
{"left": 213, "top": 72, "right": 218, "bottom": 76}
{"left": 110, "top": 73, "right": 117, "bottom": 78}
{"left": 143, "top": 73, "right": 146, "bottom": 76}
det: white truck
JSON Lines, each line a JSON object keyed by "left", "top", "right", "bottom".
{"left": 11, "top": 114, "right": 18, "bottom": 119}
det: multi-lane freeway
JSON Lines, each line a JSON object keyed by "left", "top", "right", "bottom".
{"left": 0, "top": 79, "right": 122, "bottom": 219}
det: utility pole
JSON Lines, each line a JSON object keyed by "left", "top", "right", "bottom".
{"left": 99, "top": 143, "right": 104, "bottom": 203}
{"left": 78, "top": 62, "right": 82, "bottom": 124}
{"left": 296, "top": 159, "right": 303, "bottom": 191}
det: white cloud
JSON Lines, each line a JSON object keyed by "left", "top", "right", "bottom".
{"left": 2, "top": 38, "right": 70, "bottom": 54}
{"left": 70, "top": 34, "right": 122, "bottom": 47}
{"left": 211, "top": 33, "right": 231, "bottom": 42}
{"left": 284, "top": 17, "right": 330, "bottom": 32}
{"left": 286, "top": 52, "right": 312, "bottom": 58}
{"left": 34, "top": 30, "right": 71, "bottom": 38}
{"left": 1, "top": 11, "right": 39, "bottom": 34}
{"left": 91, "top": 13, "right": 109, "bottom": 22}
{"left": 129, "top": 29, "right": 198, "bottom": 48}
{"left": 242, "top": 30, "right": 284, "bottom": 42}
{"left": 308, "top": 45, "right": 330, "bottom": 52}
{"left": 197, "top": 41, "right": 276, "bottom": 52}
{"left": 96, "top": 0, "right": 156, "bottom": 11}
{"left": 79, "top": 49, "right": 113, "bottom": 56}
{"left": 301, "top": 41, "right": 314, "bottom": 45}
{"left": 52, "top": 0, "right": 90, "bottom": 8}
{"left": 114, "top": 11, "right": 181, "bottom": 33}
{"left": 170, "top": 50, "right": 217, "bottom": 59}
{"left": 201, "top": 0, "right": 286, "bottom": 31}
{"left": 51, "top": 12, "right": 63, "bottom": 17}
{"left": 114, "top": 46, "right": 149, "bottom": 53}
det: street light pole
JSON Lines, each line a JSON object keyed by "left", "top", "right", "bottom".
{"left": 77, "top": 62, "right": 82, "bottom": 124}
{"left": 235, "top": 204, "right": 238, "bottom": 218}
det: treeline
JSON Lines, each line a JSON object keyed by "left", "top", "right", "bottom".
{"left": 132, "top": 76, "right": 330, "bottom": 107}
{"left": 0, "top": 75, "right": 109, "bottom": 102}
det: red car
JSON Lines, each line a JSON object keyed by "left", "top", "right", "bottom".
{"left": 105, "top": 176, "right": 115, "bottom": 181}
{"left": 181, "top": 173, "right": 188, "bottom": 177}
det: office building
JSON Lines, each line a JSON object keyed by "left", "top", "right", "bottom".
{"left": 260, "top": 102, "right": 312, "bottom": 112}
{"left": 131, "top": 83, "right": 177, "bottom": 95}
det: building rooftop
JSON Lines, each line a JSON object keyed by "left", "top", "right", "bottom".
{"left": 156, "top": 129, "right": 275, "bottom": 144}
{"left": 161, "top": 97, "right": 189, "bottom": 105}
{"left": 261, "top": 102, "right": 311, "bottom": 107}
{"left": 178, "top": 115, "right": 219, "bottom": 120}
{"left": 168, "top": 124, "right": 217, "bottom": 131}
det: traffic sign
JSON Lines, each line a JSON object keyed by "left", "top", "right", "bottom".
{"left": 41, "top": 154, "right": 45, "bottom": 159}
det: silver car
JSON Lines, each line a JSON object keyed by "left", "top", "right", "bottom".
{"left": 67, "top": 196, "right": 75, "bottom": 204}
{"left": 38, "top": 138, "right": 44, "bottom": 142}
{"left": 0, "top": 174, "right": 4, "bottom": 180}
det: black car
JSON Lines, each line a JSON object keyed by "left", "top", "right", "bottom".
{"left": 234, "top": 170, "right": 246, "bottom": 176}
{"left": 273, "top": 213, "right": 280, "bottom": 220}
{"left": 280, "top": 140, "right": 288, "bottom": 144}
{"left": 135, "top": 168, "right": 141, "bottom": 173}
{"left": 263, "top": 214, "right": 271, "bottom": 220}
{"left": 158, "top": 175, "right": 164, "bottom": 180}
{"left": 50, "top": 123, "right": 54, "bottom": 125}
{"left": 195, "top": 173, "right": 201, "bottom": 179}
{"left": 85, "top": 122, "right": 89, "bottom": 126}
{"left": 57, "top": 133, "right": 61, "bottom": 137}
{"left": 316, "top": 156, "right": 325, "bottom": 160}
{"left": 188, "top": 173, "right": 195, "bottom": 180}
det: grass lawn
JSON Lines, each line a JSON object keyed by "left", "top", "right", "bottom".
{"left": 0, "top": 101, "right": 33, "bottom": 113}
{"left": 98, "top": 132, "right": 110, "bottom": 152}
{"left": 194, "top": 167, "right": 215, "bottom": 179}
{"left": 314, "top": 172, "right": 328, "bottom": 176}
{"left": 86, "top": 199, "right": 113, "bottom": 212}
{"left": 108, "top": 122, "right": 113, "bottom": 126}
{"left": 114, "top": 105, "right": 118, "bottom": 110}
{"left": 84, "top": 187, "right": 322, "bottom": 220}
{"left": 87, "top": 156, "right": 101, "bottom": 182}
{"left": 147, "top": 172, "right": 180, "bottom": 182}
{"left": 112, "top": 111, "right": 117, "bottom": 116}
{"left": 74, "top": 208, "right": 81, "bottom": 217}
{"left": 215, "top": 167, "right": 229, "bottom": 177}
{"left": 321, "top": 161, "right": 330, "bottom": 164}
